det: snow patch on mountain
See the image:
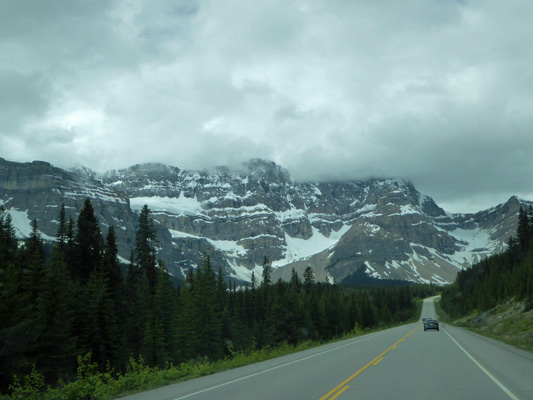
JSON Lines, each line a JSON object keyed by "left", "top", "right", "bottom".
{"left": 447, "top": 227, "right": 500, "bottom": 265}
{"left": 277, "top": 225, "right": 350, "bottom": 267}
{"left": 1, "top": 207, "right": 55, "bottom": 240}
{"left": 4, "top": 208, "right": 33, "bottom": 238}
{"left": 131, "top": 195, "right": 204, "bottom": 215}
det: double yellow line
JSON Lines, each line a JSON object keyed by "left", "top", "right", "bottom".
{"left": 319, "top": 325, "right": 421, "bottom": 400}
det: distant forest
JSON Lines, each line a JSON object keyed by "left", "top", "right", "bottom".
{"left": 441, "top": 206, "right": 533, "bottom": 316}
{"left": 0, "top": 199, "right": 436, "bottom": 394}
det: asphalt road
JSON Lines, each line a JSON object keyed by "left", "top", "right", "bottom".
{"left": 119, "top": 296, "right": 533, "bottom": 400}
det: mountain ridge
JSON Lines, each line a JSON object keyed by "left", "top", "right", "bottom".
{"left": 0, "top": 156, "right": 528, "bottom": 285}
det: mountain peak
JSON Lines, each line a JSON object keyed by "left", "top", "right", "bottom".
{"left": 243, "top": 159, "right": 291, "bottom": 182}
{"left": 0, "top": 156, "right": 526, "bottom": 285}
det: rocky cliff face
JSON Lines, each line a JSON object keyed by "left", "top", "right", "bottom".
{"left": 0, "top": 157, "right": 528, "bottom": 285}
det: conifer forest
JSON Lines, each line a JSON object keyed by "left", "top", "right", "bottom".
{"left": 0, "top": 199, "right": 430, "bottom": 394}
{"left": 440, "top": 206, "right": 533, "bottom": 317}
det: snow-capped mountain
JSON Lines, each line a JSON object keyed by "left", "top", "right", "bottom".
{"left": 0, "top": 157, "right": 527, "bottom": 284}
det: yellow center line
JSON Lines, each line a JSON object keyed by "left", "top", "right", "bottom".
{"left": 372, "top": 357, "right": 384, "bottom": 366}
{"left": 319, "top": 325, "right": 421, "bottom": 400}
{"left": 329, "top": 385, "right": 349, "bottom": 400}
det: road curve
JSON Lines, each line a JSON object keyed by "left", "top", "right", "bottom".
{"left": 119, "top": 296, "right": 533, "bottom": 400}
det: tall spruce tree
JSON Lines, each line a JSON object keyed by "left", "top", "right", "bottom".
{"left": 134, "top": 205, "right": 158, "bottom": 293}
{"left": 193, "top": 257, "right": 223, "bottom": 359}
{"left": 74, "top": 198, "right": 102, "bottom": 285}
{"left": 33, "top": 245, "right": 77, "bottom": 382}
{"left": 143, "top": 265, "right": 177, "bottom": 367}
{"left": 517, "top": 206, "right": 531, "bottom": 253}
{"left": 80, "top": 267, "right": 122, "bottom": 370}
{"left": 303, "top": 267, "right": 315, "bottom": 290}
{"left": 102, "top": 226, "right": 123, "bottom": 306}
{"left": 0, "top": 208, "right": 18, "bottom": 267}
{"left": 0, "top": 209, "right": 31, "bottom": 391}
{"left": 261, "top": 256, "right": 272, "bottom": 286}
{"left": 125, "top": 268, "right": 150, "bottom": 359}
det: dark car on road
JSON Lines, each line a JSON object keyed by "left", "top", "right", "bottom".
{"left": 424, "top": 319, "right": 439, "bottom": 331}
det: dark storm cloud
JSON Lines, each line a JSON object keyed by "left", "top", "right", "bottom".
{"left": 1, "top": 0, "right": 533, "bottom": 212}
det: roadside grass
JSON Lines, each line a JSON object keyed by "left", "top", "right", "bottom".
{"left": 1, "top": 302, "right": 424, "bottom": 400}
{"left": 1, "top": 343, "right": 320, "bottom": 400}
{"left": 435, "top": 298, "right": 533, "bottom": 352}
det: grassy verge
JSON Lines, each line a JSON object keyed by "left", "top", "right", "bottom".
{"left": 1, "top": 342, "right": 320, "bottom": 400}
{"left": 435, "top": 298, "right": 533, "bottom": 352}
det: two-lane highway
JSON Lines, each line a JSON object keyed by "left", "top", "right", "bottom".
{"left": 120, "top": 297, "right": 533, "bottom": 399}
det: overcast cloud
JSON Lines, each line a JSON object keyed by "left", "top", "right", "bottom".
{"left": 1, "top": 0, "right": 533, "bottom": 212}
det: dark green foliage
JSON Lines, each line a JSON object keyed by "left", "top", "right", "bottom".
{"left": 78, "top": 267, "right": 122, "bottom": 370}
{"left": 303, "top": 266, "right": 315, "bottom": 290}
{"left": 441, "top": 208, "right": 533, "bottom": 317}
{"left": 125, "top": 268, "right": 150, "bottom": 360}
{"left": 73, "top": 198, "right": 102, "bottom": 285}
{"left": 134, "top": 205, "right": 158, "bottom": 293}
{"left": 0, "top": 207, "right": 18, "bottom": 266}
{"left": 341, "top": 264, "right": 412, "bottom": 287}
{"left": 261, "top": 256, "right": 272, "bottom": 286}
{"left": 143, "top": 265, "right": 177, "bottom": 367}
{"left": 32, "top": 249, "right": 77, "bottom": 382}
{"left": 0, "top": 201, "right": 422, "bottom": 397}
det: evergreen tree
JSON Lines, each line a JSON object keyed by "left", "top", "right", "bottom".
{"left": 175, "top": 272, "right": 197, "bottom": 361}
{"left": 56, "top": 204, "right": 68, "bottom": 250}
{"left": 0, "top": 212, "right": 30, "bottom": 390}
{"left": 32, "top": 247, "right": 77, "bottom": 382}
{"left": 0, "top": 208, "right": 18, "bottom": 267}
{"left": 134, "top": 205, "right": 158, "bottom": 293}
{"left": 251, "top": 271, "right": 256, "bottom": 289}
{"left": 102, "top": 226, "right": 123, "bottom": 307}
{"left": 261, "top": 256, "right": 272, "bottom": 286}
{"left": 289, "top": 267, "right": 301, "bottom": 290}
{"left": 303, "top": 266, "right": 315, "bottom": 290}
{"left": 143, "top": 266, "right": 177, "bottom": 367}
{"left": 73, "top": 198, "right": 102, "bottom": 285}
{"left": 125, "top": 267, "right": 150, "bottom": 359}
{"left": 193, "top": 257, "right": 223, "bottom": 359}
{"left": 517, "top": 206, "right": 531, "bottom": 253}
{"left": 79, "top": 267, "right": 122, "bottom": 370}
{"left": 21, "top": 220, "right": 45, "bottom": 306}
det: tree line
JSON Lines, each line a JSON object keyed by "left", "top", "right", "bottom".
{"left": 440, "top": 206, "right": 533, "bottom": 317}
{"left": 0, "top": 199, "right": 424, "bottom": 394}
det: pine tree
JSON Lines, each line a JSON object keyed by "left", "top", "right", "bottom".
{"left": 79, "top": 267, "right": 122, "bottom": 370}
{"left": 261, "top": 256, "right": 272, "bottom": 286}
{"left": 0, "top": 208, "right": 18, "bottom": 267}
{"left": 143, "top": 266, "right": 177, "bottom": 367}
{"left": 175, "top": 272, "right": 196, "bottom": 362}
{"left": 102, "top": 227, "right": 123, "bottom": 306}
{"left": 289, "top": 267, "right": 301, "bottom": 290}
{"left": 251, "top": 271, "right": 256, "bottom": 289}
{"left": 195, "top": 257, "right": 224, "bottom": 359}
{"left": 0, "top": 211, "right": 31, "bottom": 391}
{"left": 517, "top": 206, "right": 531, "bottom": 253}
{"left": 21, "top": 220, "right": 46, "bottom": 305}
{"left": 125, "top": 268, "right": 150, "bottom": 359}
{"left": 56, "top": 204, "right": 68, "bottom": 249}
{"left": 303, "top": 266, "right": 315, "bottom": 290}
{"left": 134, "top": 205, "right": 158, "bottom": 293}
{"left": 32, "top": 247, "right": 77, "bottom": 382}
{"left": 74, "top": 198, "right": 103, "bottom": 285}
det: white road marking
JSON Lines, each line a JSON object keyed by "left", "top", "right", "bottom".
{"left": 443, "top": 329, "right": 520, "bottom": 400}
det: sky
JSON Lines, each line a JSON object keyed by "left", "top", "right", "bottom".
{"left": 1, "top": 0, "right": 533, "bottom": 213}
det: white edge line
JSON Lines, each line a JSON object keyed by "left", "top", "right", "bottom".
{"left": 173, "top": 330, "right": 389, "bottom": 399}
{"left": 443, "top": 329, "right": 520, "bottom": 400}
